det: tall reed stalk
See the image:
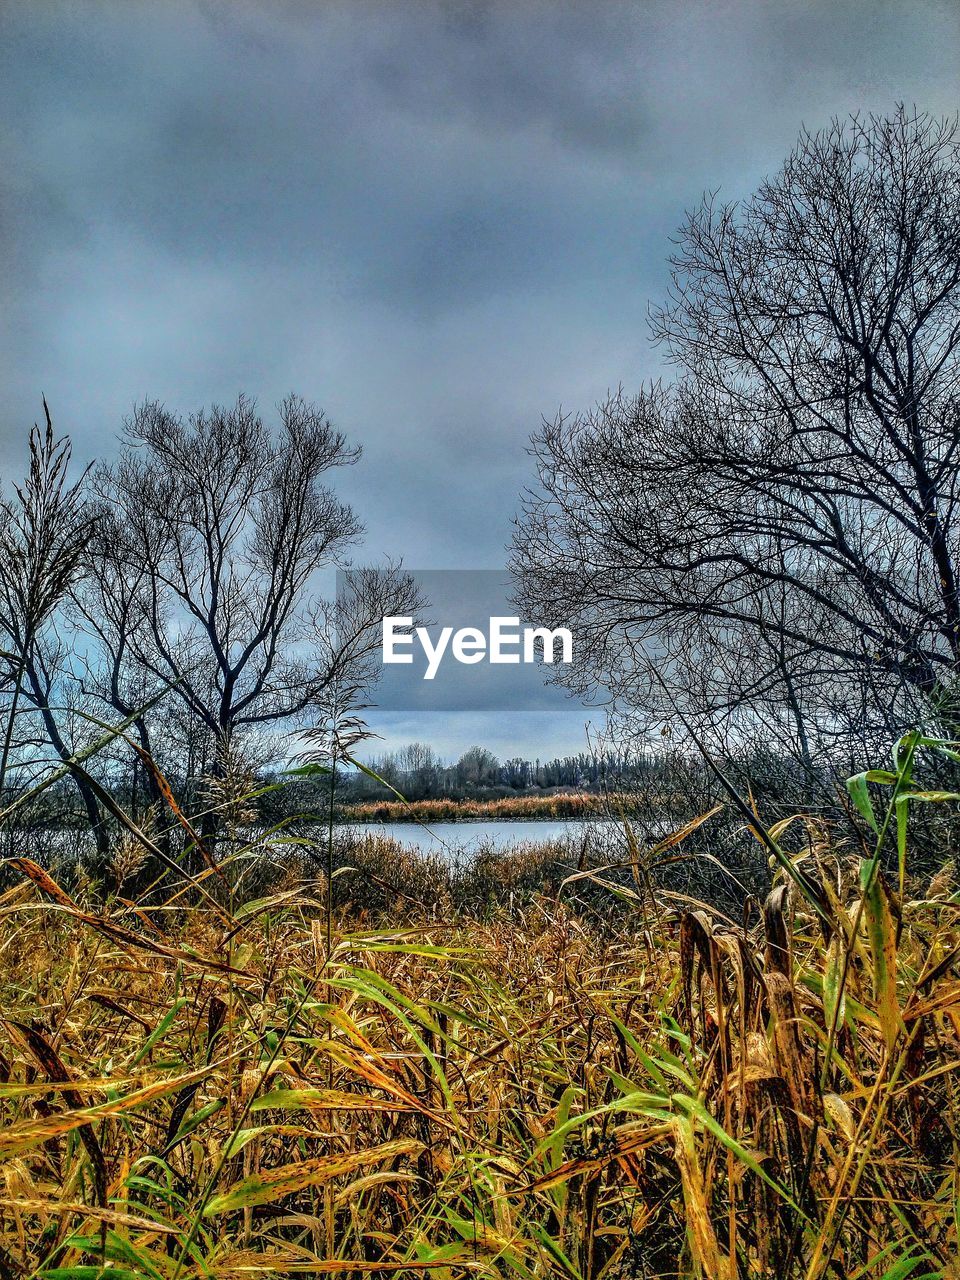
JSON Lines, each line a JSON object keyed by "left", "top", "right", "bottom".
{"left": 2, "top": 724, "right": 960, "bottom": 1277}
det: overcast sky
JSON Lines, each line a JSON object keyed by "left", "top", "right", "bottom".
{"left": 2, "top": 0, "right": 958, "bottom": 760}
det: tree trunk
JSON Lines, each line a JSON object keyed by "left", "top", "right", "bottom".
{"left": 24, "top": 662, "right": 111, "bottom": 869}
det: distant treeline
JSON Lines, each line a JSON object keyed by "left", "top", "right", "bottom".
{"left": 333, "top": 743, "right": 661, "bottom": 804}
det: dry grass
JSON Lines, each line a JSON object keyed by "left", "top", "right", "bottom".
{"left": 323, "top": 829, "right": 626, "bottom": 923}
{"left": 1, "top": 782, "right": 960, "bottom": 1278}
{"left": 341, "top": 792, "right": 638, "bottom": 824}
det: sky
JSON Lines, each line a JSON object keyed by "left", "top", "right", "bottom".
{"left": 2, "top": 0, "right": 958, "bottom": 761}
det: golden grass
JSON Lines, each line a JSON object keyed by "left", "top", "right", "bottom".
{"left": 1, "top": 813, "right": 960, "bottom": 1278}
{"left": 341, "top": 791, "right": 637, "bottom": 823}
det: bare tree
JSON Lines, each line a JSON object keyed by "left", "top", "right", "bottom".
{"left": 455, "top": 746, "right": 500, "bottom": 789}
{"left": 83, "top": 394, "right": 416, "bottom": 844}
{"left": 0, "top": 405, "right": 106, "bottom": 853}
{"left": 73, "top": 504, "right": 171, "bottom": 821}
{"left": 513, "top": 108, "right": 960, "bottom": 779}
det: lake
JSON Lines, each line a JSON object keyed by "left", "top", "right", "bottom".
{"left": 340, "top": 818, "right": 624, "bottom": 857}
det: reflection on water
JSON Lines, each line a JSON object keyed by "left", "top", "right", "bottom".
{"left": 340, "top": 819, "right": 623, "bottom": 857}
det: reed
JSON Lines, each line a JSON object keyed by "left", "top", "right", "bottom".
{"left": 341, "top": 791, "right": 640, "bottom": 823}
{"left": 1, "top": 732, "right": 959, "bottom": 1277}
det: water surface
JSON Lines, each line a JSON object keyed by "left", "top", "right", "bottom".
{"left": 340, "top": 818, "right": 623, "bottom": 856}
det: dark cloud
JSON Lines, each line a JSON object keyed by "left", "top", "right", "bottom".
{"left": 1, "top": 0, "right": 957, "bottom": 754}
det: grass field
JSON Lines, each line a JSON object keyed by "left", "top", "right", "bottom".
{"left": 1, "top": 730, "right": 959, "bottom": 1278}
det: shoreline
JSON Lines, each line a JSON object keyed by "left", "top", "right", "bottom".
{"left": 333, "top": 791, "right": 644, "bottom": 824}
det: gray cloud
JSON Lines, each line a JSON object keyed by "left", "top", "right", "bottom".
{"left": 1, "top": 0, "right": 957, "bottom": 755}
